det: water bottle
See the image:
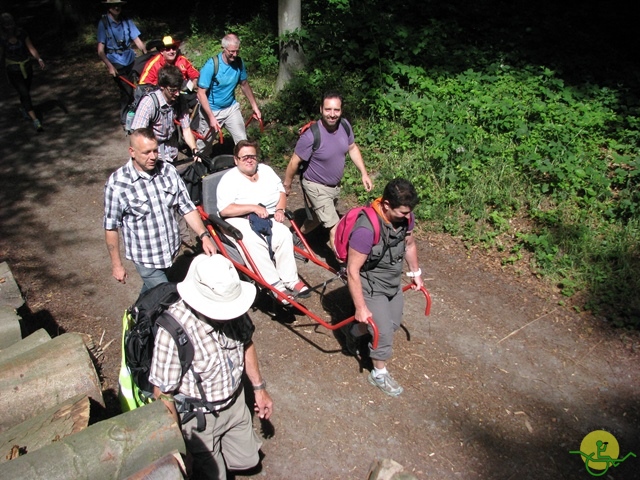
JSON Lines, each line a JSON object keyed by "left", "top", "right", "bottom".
{"left": 125, "top": 110, "right": 135, "bottom": 133}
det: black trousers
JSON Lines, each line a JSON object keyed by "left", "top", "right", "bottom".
{"left": 7, "top": 64, "right": 34, "bottom": 112}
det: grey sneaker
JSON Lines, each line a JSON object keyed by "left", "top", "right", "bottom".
{"left": 368, "top": 371, "right": 403, "bottom": 397}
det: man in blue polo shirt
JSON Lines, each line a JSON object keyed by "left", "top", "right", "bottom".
{"left": 97, "top": 0, "right": 146, "bottom": 127}
{"left": 196, "top": 33, "right": 261, "bottom": 145}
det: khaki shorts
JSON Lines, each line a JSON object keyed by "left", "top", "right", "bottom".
{"left": 301, "top": 178, "right": 340, "bottom": 228}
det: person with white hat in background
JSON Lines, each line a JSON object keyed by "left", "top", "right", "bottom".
{"left": 149, "top": 254, "right": 273, "bottom": 480}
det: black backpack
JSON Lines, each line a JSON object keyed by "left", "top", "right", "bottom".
{"left": 122, "top": 282, "right": 193, "bottom": 406}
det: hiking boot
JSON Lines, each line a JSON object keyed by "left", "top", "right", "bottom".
{"left": 368, "top": 371, "right": 403, "bottom": 397}
{"left": 33, "top": 119, "right": 43, "bottom": 132}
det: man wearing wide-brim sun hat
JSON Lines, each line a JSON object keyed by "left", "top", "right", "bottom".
{"left": 97, "top": 0, "right": 147, "bottom": 127}
{"left": 139, "top": 35, "right": 200, "bottom": 90}
{"left": 149, "top": 254, "right": 273, "bottom": 479}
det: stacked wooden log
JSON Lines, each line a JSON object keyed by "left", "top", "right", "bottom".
{"left": 0, "top": 262, "right": 186, "bottom": 478}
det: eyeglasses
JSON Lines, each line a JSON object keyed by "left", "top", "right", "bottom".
{"left": 225, "top": 48, "right": 240, "bottom": 55}
{"left": 237, "top": 154, "right": 258, "bottom": 162}
{"left": 164, "top": 86, "right": 180, "bottom": 94}
{"left": 162, "top": 46, "right": 178, "bottom": 51}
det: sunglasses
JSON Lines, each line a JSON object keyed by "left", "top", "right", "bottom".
{"left": 161, "top": 46, "right": 178, "bottom": 51}
{"left": 237, "top": 155, "right": 259, "bottom": 162}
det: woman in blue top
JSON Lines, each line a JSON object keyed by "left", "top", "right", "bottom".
{"left": 97, "top": 0, "right": 146, "bottom": 127}
{"left": 0, "top": 13, "right": 46, "bottom": 132}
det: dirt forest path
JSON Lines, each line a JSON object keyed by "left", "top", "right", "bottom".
{"left": 1, "top": 31, "right": 639, "bottom": 480}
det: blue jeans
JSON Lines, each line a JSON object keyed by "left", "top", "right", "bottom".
{"left": 134, "top": 263, "right": 169, "bottom": 294}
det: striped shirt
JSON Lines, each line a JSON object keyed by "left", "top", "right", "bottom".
{"left": 149, "top": 300, "right": 250, "bottom": 409}
{"left": 130, "top": 90, "right": 190, "bottom": 162}
{"left": 103, "top": 159, "right": 195, "bottom": 268}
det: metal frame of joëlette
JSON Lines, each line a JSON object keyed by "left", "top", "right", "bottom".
{"left": 197, "top": 205, "right": 432, "bottom": 351}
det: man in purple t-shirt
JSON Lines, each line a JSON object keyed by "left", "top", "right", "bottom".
{"left": 283, "top": 92, "right": 373, "bottom": 252}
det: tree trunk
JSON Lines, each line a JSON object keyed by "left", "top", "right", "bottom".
{"left": 276, "top": 0, "right": 306, "bottom": 92}
{"left": 0, "top": 329, "right": 50, "bottom": 364}
{"left": 0, "top": 394, "right": 90, "bottom": 463}
{"left": 0, "top": 333, "right": 103, "bottom": 433}
{"left": 0, "top": 306, "right": 22, "bottom": 349}
{"left": 0, "top": 401, "right": 185, "bottom": 480}
{"left": 125, "top": 451, "right": 186, "bottom": 480}
{"left": 0, "top": 261, "right": 25, "bottom": 309}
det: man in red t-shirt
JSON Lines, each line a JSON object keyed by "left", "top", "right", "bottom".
{"left": 139, "top": 35, "right": 199, "bottom": 87}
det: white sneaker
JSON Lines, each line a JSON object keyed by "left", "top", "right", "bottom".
{"left": 368, "top": 371, "right": 403, "bottom": 396}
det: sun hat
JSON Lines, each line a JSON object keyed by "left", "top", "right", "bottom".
{"left": 162, "top": 35, "right": 181, "bottom": 49}
{"left": 177, "top": 254, "right": 256, "bottom": 321}
{"left": 102, "top": 0, "right": 127, "bottom": 5}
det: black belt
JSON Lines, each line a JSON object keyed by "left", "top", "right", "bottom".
{"left": 180, "top": 384, "right": 243, "bottom": 431}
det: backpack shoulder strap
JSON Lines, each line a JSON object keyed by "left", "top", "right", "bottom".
{"left": 310, "top": 118, "right": 350, "bottom": 152}
{"left": 310, "top": 121, "right": 322, "bottom": 152}
{"left": 101, "top": 15, "right": 111, "bottom": 40}
{"left": 340, "top": 117, "right": 351, "bottom": 138}
{"left": 123, "top": 17, "right": 131, "bottom": 45}
{"left": 146, "top": 90, "right": 161, "bottom": 126}
{"left": 155, "top": 311, "right": 194, "bottom": 376}
{"left": 362, "top": 206, "right": 381, "bottom": 245}
{"left": 209, "top": 55, "right": 219, "bottom": 90}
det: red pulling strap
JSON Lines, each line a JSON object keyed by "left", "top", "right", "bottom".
{"left": 117, "top": 75, "right": 137, "bottom": 89}
{"left": 245, "top": 114, "right": 264, "bottom": 133}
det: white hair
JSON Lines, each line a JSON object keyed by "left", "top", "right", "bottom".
{"left": 221, "top": 34, "right": 240, "bottom": 48}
